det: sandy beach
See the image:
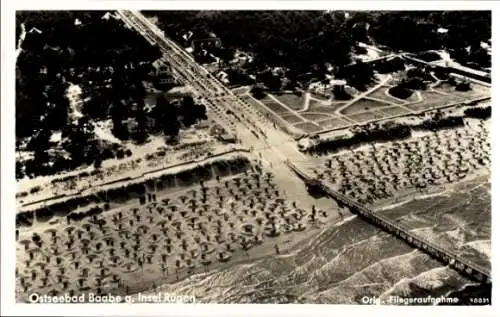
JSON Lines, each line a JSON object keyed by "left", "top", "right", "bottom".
{"left": 15, "top": 159, "right": 340, "bottom": 302}
{"left": 311, "top": 119, "right": 490, "bottom": 205}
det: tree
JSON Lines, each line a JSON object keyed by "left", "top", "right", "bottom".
{"left": 374, "top": 57, "right": 405, "bottom": 74}
{"left": 250, "top": 84, "right": 267, "bottom": 99}
{"left": 62, "top": 118, "right": 94, "bottom": 167}
{"left": 333, "top": 85, "right": 351, "bottom": 100}
{"left": 388, "top": 85, "right": 413, "bottom": 99}
{"left": 456, "top": 81, "right": 471, "bottom": 92}
{"left": 400, "top": 77, "right": 426, "bottom": 91}
{"left": 15, "top": 10, "right": 161, "bottom": 162}
{"left": 93, "top": 156, "right": 102, "bottom": 169}
{"left": 16, "top": 161, "right": 25, "bottom": 179}
{"left": 179, "top": 96, "right": 206, "bottom": 127}
{"left": 154, "top": 93, "right": 181, "bottom": 138}
{"left": 336, "top": 60, "right": 375, "bottom": 91}
{"left": 110, "top": 103, "right": 129, "bottom": 140}
{"left": 217, "top": 47, "right": 236, "bottom": 66}
{"left": 133, "top": 99, "right": 148, "bottom": 144}
{"left": 29, "top": 129, "right": 51, "bottom": 166}
{"left": 116, "top": 149, "right": 125, "bottom": 159}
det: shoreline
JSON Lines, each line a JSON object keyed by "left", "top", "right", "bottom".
{"left": 124, "top": 221, "right": 334, "bottom": 300}
{"left": 122, "top": 169, "right": 491, "bottom": 300}
{"left": 15, "top": 159, "right": 344, "bottom": 303}
{"left": 127, "top": 214, "right": 360, "bottom": 300}
{"left": 372, "top": 168, "right": 490, "bottom": 212}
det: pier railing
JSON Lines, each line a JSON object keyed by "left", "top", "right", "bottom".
{"left": 285, "top": 160, "right": 491, "bottom": 283}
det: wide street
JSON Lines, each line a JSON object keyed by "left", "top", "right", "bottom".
{"left": 117, "top": 10, "right": 327, "bottom": 209}
{"left": 119, "top": 11, "right": 306, "bottom": 159}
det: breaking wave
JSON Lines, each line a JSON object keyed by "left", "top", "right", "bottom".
{"left": 135, "top": 176, "right": 490, "bottom": 304}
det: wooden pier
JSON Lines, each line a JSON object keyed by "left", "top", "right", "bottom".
{"left": 285, "top": 160, "right": 491, "bottom": 284}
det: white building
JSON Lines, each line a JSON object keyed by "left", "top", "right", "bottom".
{"left": 216, "top": 71, "right": 230, "bottom": 84}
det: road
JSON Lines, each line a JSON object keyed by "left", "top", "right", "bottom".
{"left": 117, "top": 11, "right": 307, "bottom": 162}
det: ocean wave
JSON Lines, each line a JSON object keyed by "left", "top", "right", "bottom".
{"left": 462, "top": 240, "right": 490, "bottom": 258}
{"left": 130, "top": 177, "right": 490, "bottom": 304}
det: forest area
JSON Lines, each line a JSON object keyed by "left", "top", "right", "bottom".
{"left": 15, "top": 11, "right": 207, "bottom": 179}
{"left": 16, "top": 11, "right": 162, "bottom": 139}
{"left": 147, "top": 10, "right": 491, "bottom": 87}
{"left": 357, "top": 11, "right": 491, "bottom": 68}
{"left": 148, "top": 11, "right": 352, "bottom": 74}
{"left": 14, "top": 10, "right": 490, "bottom": 179}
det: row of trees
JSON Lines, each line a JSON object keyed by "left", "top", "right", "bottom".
{"left": 16, "top": 155, "right": 251, "bottom": 228}
{"left": 464, "top": 106, "right": 491, "bottom": 119}
{"left": 147, "top": 11, "right": 354, "bottom": 77}
{"left": 304, "top": 108, "right": 486, "bottom": 154}
{"left": 306, "top": 122, "right": 411, "bottom": 155}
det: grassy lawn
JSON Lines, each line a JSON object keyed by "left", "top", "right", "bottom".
{"left": 272, "top": 93, "right": 306, "bottom": 111}
{"left": 241, "top": 95, "right": 263, "bottom": 108}
{"left": 347, "top": 111, "right": 386, "bottom": 123}
{"left": 241, "top": 95, "right": 289, "bottom": 119}
{"left": 241, "top": 95, "right": 304, "bottom": 137}
{"left": 406, "top": 90, "right": 463, "bottom": 112}
{"left": 340, "top": 98, "right": 392, "bottom": 115}
{"left": 308, "top": 100, "right": 347, "bottom": 113}
{"left": 260, "top": 96, "right": 291, "bottom": 114}
{"left": 281, "top": 113, "right": 305, "bottom": 124}
{"left": 264, "top": 102, "right": 291, "bottom": 114}
{"left": 433, "top": 83, "right": 490, "bottom": 100}
{"left": 310, "top": 91, "right": 331, "bottom": 101}
{"left": 301, "top": 113, "right": 332, "bottom": 121}
{"left": 433, "top": 82, "right": 458, "bottom": 94}
{"left": 316, "top": 117, "right": 352, "bottom": 130}
{"left": 376, "top": 106, "right": 413, "bottom": 117}
{"left": 367, "top": 86, "right": 405, "bottom": 104}
{"left": 294, "top": 122, "right": 322, "bottom": 133}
